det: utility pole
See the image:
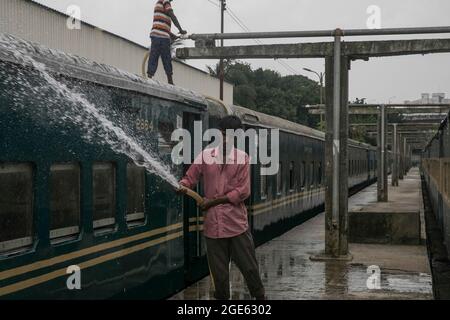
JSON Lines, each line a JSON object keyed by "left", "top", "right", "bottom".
{"left": 303, "top": 68, "right": 325, "bottom": 104}
{"left": 219, "top": 0, "right": 226, "bottom": 100}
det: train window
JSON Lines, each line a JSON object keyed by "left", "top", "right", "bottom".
{"left": 93, "top": 163, "right": 116, "bottom": 233}
{"left": 260, "top": 165, "right": 268, "bottom": 200}
{"left": 0, "top": 163, "right": 34, "bottom": 254}
{"left": 50, "top": 163, "right": 81, "bottom": 243}
{"left": 289, "top": 162, "right": 295, "bottom": 192}
{"left": 300, "top": 161, "right": 306, "bottom": 191}
{"left": 126, "top": 163, "right": 146, "bottom": 227}
{"left": 276, "top": 162, "right": 283, "bottom": 195}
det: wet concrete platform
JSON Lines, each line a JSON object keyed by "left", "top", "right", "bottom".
{"left": 349, "top": 168, "right": 424, "bottom": 244}
{"left": 170, "top": 168, "right": 433, "bottom": 300}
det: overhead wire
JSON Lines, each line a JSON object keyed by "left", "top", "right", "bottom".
{"left": 204, "top": 0, "right": 301, "bottom": 75}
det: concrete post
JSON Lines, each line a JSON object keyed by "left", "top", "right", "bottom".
{"left": 408, "top": 144, "right": 412, "bottom": 172}
{"left": 404, "top": 143, "right": 408, "bottom": 173}
{"left": 377, "top": 105, "right": 388, "bottom": 201}
{"left": 338, "top": 57, "right": 349, "bottom": 257}
{"left": 392, "top": 124, "right": 399, "bottom": 186}
{"left": 320, "top": 34, "right": 352, "bottom": 260}
{"left": 403, "top": 138, "right": 408, "bottom": 175}
{"left": 399, "top": 135, "right": 404, "bottom": 180}
{"left": 324, "top": 56, "right": 338, "bottom": 257}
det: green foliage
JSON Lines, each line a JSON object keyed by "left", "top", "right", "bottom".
{"left": 208, "top": 60, "right": 321, "bottom": 128}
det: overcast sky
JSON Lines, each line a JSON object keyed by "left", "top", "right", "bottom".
{"left": 35, "top": 0, "right": 450, "bottom": 103}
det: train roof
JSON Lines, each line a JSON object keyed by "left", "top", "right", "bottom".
{"left": 0, "top": 33, "right": 207, "bottom": 110}
{"left": 230, "top": 103, "right": 376, "bottom": 150}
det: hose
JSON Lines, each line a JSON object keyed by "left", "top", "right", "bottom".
{"left": 178, "top": 186, "right": 204, "bottom": 206}
{"left": 142, "top": 51, "right": 150, "bottom": 78}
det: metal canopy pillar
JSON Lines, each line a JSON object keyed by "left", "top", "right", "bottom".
{"left": 399, "top": 136, "right": 405, "bottom": 180}
{"left": 407, "top": 143, "right": 411, "bottom": 173}
{"left": 325, "top": 32, "right": 351, "bottom": 259}
{"left": 312, "top": 31, "right": 351, "bottom": 261}
{"left": 392, "top": 124, "right": 399, "bottom": 186}
{"left": 377, "top": 105, "right": 388, "bottom": 201}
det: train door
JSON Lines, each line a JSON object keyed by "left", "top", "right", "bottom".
{"left": 244, "top": 125, "right": 257, "bottom": 234}
{"left": 182, "top": 112, "right": 208, "bottom": 284}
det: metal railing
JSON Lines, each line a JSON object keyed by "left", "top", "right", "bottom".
{"left": 190, "top": 26, "right": 450, "bottom": 40}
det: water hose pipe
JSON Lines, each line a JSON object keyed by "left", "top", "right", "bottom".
{"left": 178, "top": 186, "right": 204, "bottom": 206}
{"left": 142, "top": 51, "right": 149, "bottom": 78}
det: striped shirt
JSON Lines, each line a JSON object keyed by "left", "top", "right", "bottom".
{"left": 151, "top": 0, "right": 173, "bottom": 39}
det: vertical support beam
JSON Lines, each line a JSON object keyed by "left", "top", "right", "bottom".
{"left": 408, "top": 144, "right": 411, "bottom": 172}
{"left": 338, "top": 57, "right": 349, "bottom": 257}
{"left": 405, "top": 143, "right": 409, "bottom": 173}
{"left": 377, "top": 105, "right": 388, "bottom": 201}
{"left": 392, "top": 123, "right": 399, "bottom": 186}
{"left": 399, "top": 136, "right": 405, "bottom": 180}
{"left": 403, "top": 138, "right": 408, "bottom": 175}
{"left": 404, "top": 143, "right": 408, "bottom": 173}
{"left": 322, "top": 30, "right": 351, "bottom": 259}
{"left": 331, "top": 34, "right": 341, "bottom": 240}
{"left": 325, "top": 56, "right": 338, "bottom": 257}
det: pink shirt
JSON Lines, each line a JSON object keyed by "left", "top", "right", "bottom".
{"left": 179, "top": 147, "right": 251, "bottom": 239}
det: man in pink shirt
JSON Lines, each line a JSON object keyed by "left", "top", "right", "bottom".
{"left": 177, "top": 116, "right": 266, "bottom": 300}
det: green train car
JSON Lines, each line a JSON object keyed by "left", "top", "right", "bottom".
{"left": 0, "top": 34, "right": 378, "bottom": 299}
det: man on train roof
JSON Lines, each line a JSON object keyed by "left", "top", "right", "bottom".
{"left": 148, "top": 0, "right": 187, "bottom": 85}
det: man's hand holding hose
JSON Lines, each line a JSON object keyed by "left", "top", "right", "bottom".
{"left": 175, "top": 183, "right": 204, "bottom": 207}
{"left": 176, "top": 184, "right": 230, "bottom": 211}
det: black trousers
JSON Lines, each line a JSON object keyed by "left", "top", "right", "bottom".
{"left": 147, "top": 36, "right": 173, "bottom": 76}
{"left": 205, "top": 230, "right": 265, "bottom": 300}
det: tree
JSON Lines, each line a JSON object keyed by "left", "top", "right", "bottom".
{"left": 208, "top": 61, "right": 321, "bottom": 128}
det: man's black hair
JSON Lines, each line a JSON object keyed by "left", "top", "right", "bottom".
{"left": 218, "top": 115, "right": 243, "bottom": 131}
